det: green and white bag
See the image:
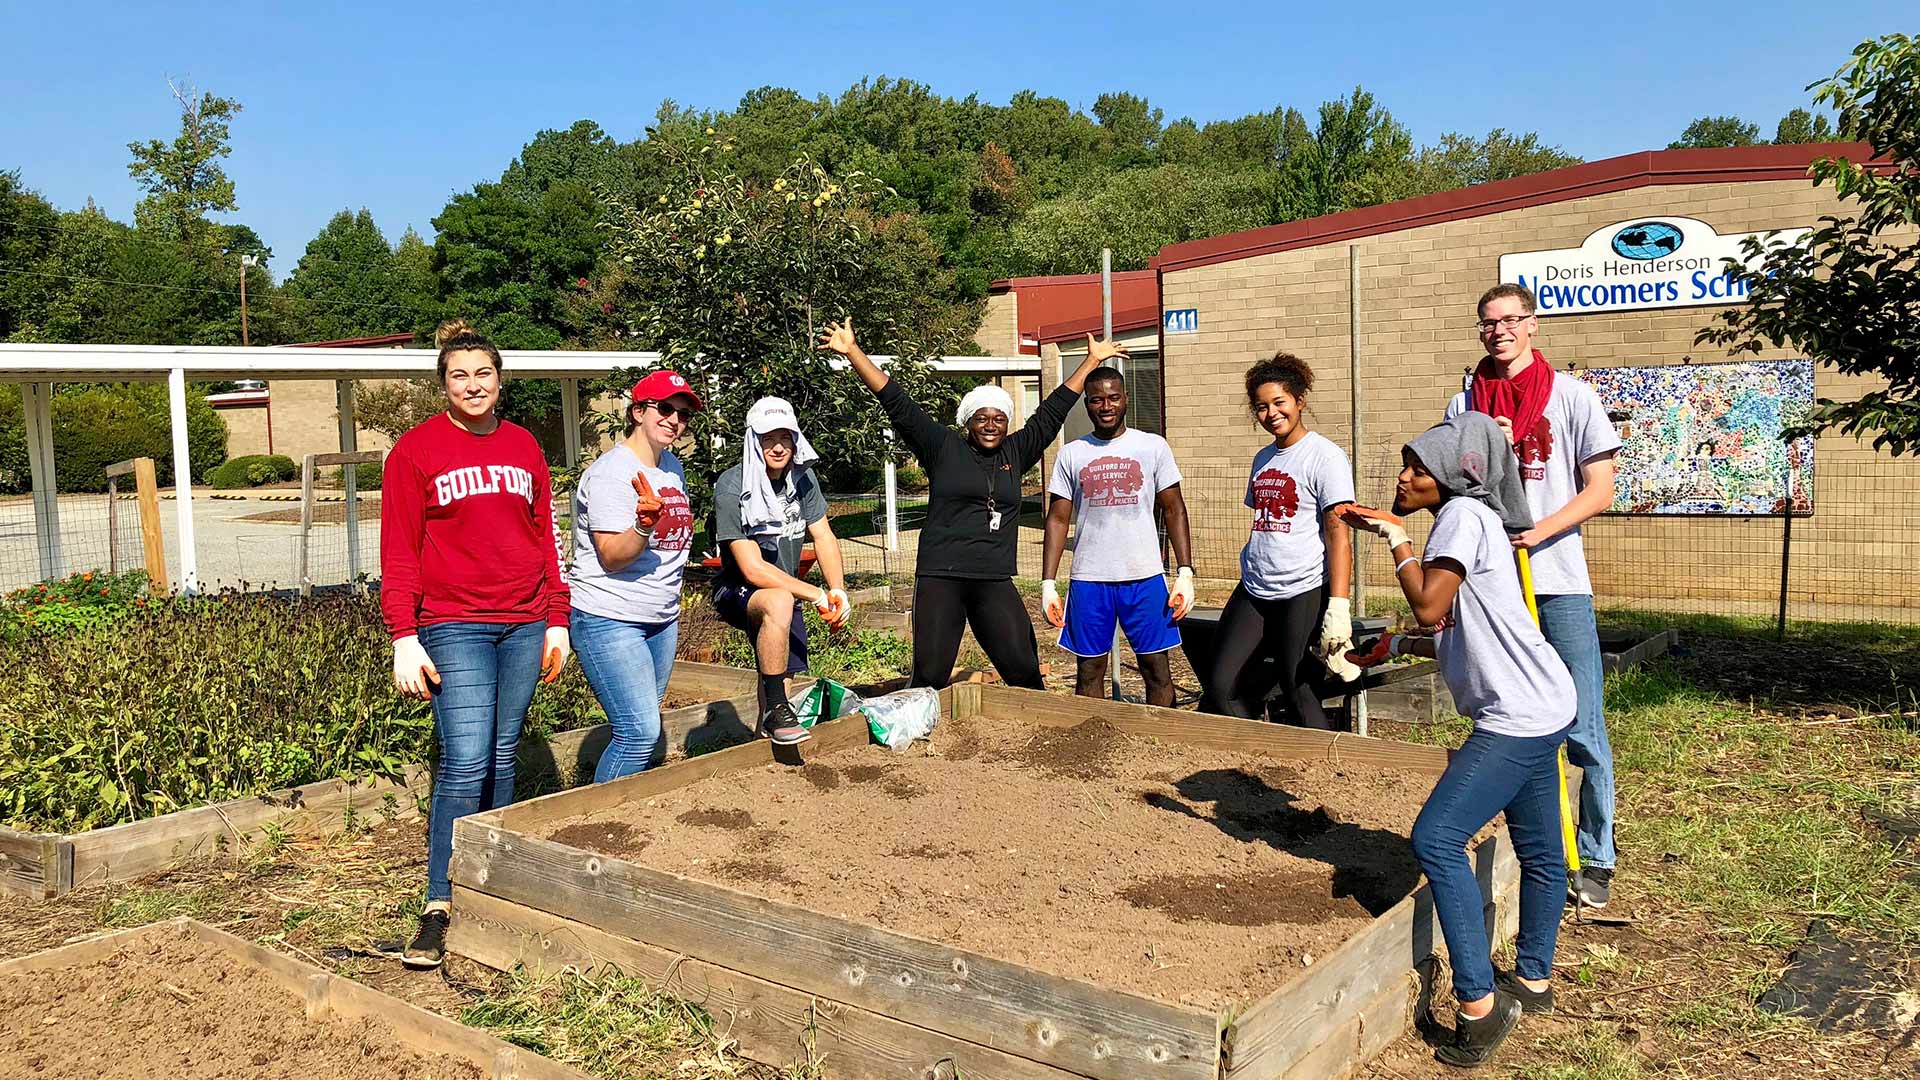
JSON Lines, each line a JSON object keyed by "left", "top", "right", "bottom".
{"left": 786, "top": 678, "right": 864, "bottom": 730}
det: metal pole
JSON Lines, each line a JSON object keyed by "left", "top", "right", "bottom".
{"left": 337, "top": 381, "right": 361, "bottom": 589}
{"left": 107, "top": 475, "right": 119, "bottom": 575}
{"left": 883, "top": 428, "right": 899, "bottom": 552}
{"left": 21, "top": 381, "right": 62, "bottom": 581}
{"left": 168, "top": 367, "right": 199, "bottom": 594}
{"left": 1349, "top": 245, "right": 1368, "bottom": 737}
{"left": 1777, "top": 465, "right": 1793, "bottom": 641}
{"left": 1101, "top": 249, "right": 1127, "bottom": 702}
{"left": 238, "top": 254, "right": 256, "bottom": 346}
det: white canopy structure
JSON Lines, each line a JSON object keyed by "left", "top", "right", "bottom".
{"left": 0, "top": 343, "right": 1038, "bottom": 591}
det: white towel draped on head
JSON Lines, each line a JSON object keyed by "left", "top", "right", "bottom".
{"left": 955, "top": 384, "right": 1016, "bottom": 429}
{"left": 741, "top": 396, "right": 819, "bottom": 534}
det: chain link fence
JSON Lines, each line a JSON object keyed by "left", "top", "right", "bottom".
{"left": 1018, "top": 455, "right": 1919, "bottom": 631}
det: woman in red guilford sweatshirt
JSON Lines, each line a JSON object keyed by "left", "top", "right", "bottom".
{"left": 380, "top": 318, "right": 571, "bottom": 969}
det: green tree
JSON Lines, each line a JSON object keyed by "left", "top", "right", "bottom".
{"left": 1009, "top": 164, "right": 1273, "bottom": 273}
{"left": 282, "top": 209, "right": 414, "bottom": 341}
{"left": 126, "top": 81, "right": 242, "bottom": 243}
{"left": 592, "top": 137, "right": 974, "bottom": 507}
{"left": 1668, "top": 115, "right": 1761, "bottom": 149}
{"left": 1773, "top": 107, "right": 1836, "bottom": 144}
{"left": 0, "top": 171, "right": 61, "bottom": 340}
{"left": 1277, "top": 89, "right": 1416, "bottom": 217}
{"left": 1409, "top": 129, "right": 1582, "bottom": 193}
{"left": 1697, "top": 34, "right": 1920, "bottom": 453}
{"left": 1091, "top": 92, "right": 1163, "bottom": 168}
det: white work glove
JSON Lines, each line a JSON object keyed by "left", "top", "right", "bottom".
{"left": 1042, "top": 580, "right": 1065, "bottom": 628}
{"left": 1338, "top": 505, "right": 1411, "bottom": 551}
{"left": 541, "top": 626, "right": 571, "bottom": 683}
{"left": 1319, "top": 596, "right": 1360, "bottom": 682}
{"left": 392, "top": 634, "right": 440, "bottom": 699}
{"left": 815, "top": 587, "right": 852, "bottom": 629}
{"left": 1167, "top": 567, "right": 1195, "bottom": 620}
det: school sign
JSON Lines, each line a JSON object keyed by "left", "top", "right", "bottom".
{"left": 1499, "top": 216, "right": 1810, "bottom": 316}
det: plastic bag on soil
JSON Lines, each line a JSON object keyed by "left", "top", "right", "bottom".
{"left": 788, "top": 679, "right": 864, "bottom": 730}
{"left": 859, "top": 687, "right": 941, "bottom": 750}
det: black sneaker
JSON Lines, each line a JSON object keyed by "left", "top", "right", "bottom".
{"left": 1434, "top": 990, "right": 1522, "bottom": 1068}
{"left": 1494, "top": 968, "right": 1555, "bottom": 1015}
{"left": 761, "top": 702, "right": 810, "bottom": 746}
{"left": 1570, "top": 866, "right": 1612, "bottom": 910}
{"left": 401, "top": 910, "right": 449, "bottom": 969}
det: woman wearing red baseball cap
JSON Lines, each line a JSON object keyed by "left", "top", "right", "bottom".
{"left": 380, "top": 319, "right": 571, "bottom": 969}
{"left": 568, "top": 370, "right": 703, "bottom": 783}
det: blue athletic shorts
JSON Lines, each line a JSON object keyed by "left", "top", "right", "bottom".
{"left": 1059, "top": 576, "right": 1181, "bottom": 658}
{"left": 711, "top": 579, "right": 810, "bottom": 674}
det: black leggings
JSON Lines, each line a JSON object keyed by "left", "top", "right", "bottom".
{"left": 1202, "top": 583, "right": 1332, "bottom": 728}
{"left": 910, "top": 575, "right": 1044, "bottom": 690}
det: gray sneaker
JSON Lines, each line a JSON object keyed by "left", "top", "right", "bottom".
{"left": 1568, "top": 866, "right": 1612, "bottom": 910}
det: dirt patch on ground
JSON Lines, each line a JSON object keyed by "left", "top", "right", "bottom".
{"left": 797, "top": 764, "right": 842, "bottom": 792}
{"left": 0, "top": 924, "right": 482, "bottom": 1080}
{"left": 675, "top": 807, "right": 753, "bottom": 831}
{"left": 548, "top": 820, "right": 649, "bottom": 860}
{"left": 540, "top": 711, "right": 1433, "bottom": 1010}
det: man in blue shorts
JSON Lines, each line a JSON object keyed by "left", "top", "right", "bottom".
{"left": 1041, "top": 367, "right": 1195, "bottom": 706}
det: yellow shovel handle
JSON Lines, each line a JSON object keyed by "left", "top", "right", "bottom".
{"left": 1517, "top": 547, "right": 1581, "bottom": 876}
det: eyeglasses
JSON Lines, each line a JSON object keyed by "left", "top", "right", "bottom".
{"left": 1476, "top": 314, "right": 1534, "bottom": 334}
{"left": 639, "top": 401, "right": 695, "bottom": 423}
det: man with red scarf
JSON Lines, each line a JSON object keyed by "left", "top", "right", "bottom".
{"left": 1444, "top": 283, "right": 1622, "bottom": 910}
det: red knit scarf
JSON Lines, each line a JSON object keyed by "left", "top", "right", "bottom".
{"left": 1471, "top": 349, "right": 1554, "bottom": 450}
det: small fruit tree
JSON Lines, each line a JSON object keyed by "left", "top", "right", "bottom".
{"left": 1697, "top": 34, "right": 1920, "bottom": 453}
{"left": 581, "top": 129, "right": 979, "bottom": 506}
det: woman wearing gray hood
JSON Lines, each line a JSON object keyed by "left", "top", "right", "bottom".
{"left": 1341, "top": 411, "right": 1574, "bottom": 1069}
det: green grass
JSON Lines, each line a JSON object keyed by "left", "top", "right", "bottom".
{"left": 1519, "top": 1027, "right": 1644, "bottom": 1080}
{"left": 95, "top": 884, "right": 221, "bottom": 928}
{"left": 1608, "top": 661, "right": 1920, "bottom": 946}
{"left": 462, "top": 967, "right": 824, "bottom": 1080}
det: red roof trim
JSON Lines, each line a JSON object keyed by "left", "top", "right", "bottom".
{"left": 285, "top": 332, "right": 418, "bottom": 349}
{"left": 1035, "top": 305, "right": 1162, "bottom": 345}
{"left": 989, "top": 269, "right": 1159, "bottom": 292}
{"left": 1153, "top": 142, "right": 1881, "bottom": 275}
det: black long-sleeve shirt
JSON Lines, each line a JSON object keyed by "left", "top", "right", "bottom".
{"left": 878, "top": 380, "right": 1080, "bottom": 579}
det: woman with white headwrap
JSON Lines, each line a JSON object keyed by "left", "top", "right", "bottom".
{"left": 819, "top": 318, "right": 1122, "bottom": 689}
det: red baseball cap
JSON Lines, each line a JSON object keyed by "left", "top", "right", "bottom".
{"left": 630, "top": 370, "right": 704, "bottom": 410}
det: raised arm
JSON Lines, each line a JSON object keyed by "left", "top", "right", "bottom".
{"left": 819, "top": 317, "right": 947, "bottom": 464}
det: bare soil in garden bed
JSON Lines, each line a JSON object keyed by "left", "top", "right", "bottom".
{"left": 0, "top": 923, "right": 482, "bottom": 1080}
{"left": 538, "top": 709, "right": 1436, "bottom": 1010}
{"left": 237, "top": 499, "right": 383, "bottom": 525}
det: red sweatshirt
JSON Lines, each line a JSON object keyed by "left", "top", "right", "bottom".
{"left": 380, "top": 413, "right": 570, "bottom": 639}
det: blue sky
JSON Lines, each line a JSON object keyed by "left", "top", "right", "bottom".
{"left": 3, "top": 1, "right": 1907, "bottom": 270}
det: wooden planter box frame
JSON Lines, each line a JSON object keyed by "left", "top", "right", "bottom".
{"left": 448, "top": 683, "right": 1523, "bottom": 1080}
{"left": 0, "top": 917, "right": 591, "bottom": 1079}
{"left": 0, "top": 662, "right": 757, "bottom": 900}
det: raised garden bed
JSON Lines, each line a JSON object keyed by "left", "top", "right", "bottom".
{"left": 0, "top": 917, "right": 588, "bottom": 1079}
{"left": 448, "top": 683, "right": 1523, "bottom": 1080}
{"left": 0, "top": 662, "right": 757, "bottom": 900}
{"left": 1366, "top": 628, "right": 1679, "bottom": 725}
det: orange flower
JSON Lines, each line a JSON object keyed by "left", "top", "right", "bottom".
{"left": 83, "top": 572, "right": 94, "bottom": 582}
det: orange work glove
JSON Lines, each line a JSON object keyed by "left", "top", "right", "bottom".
{"left": 631, "top": 470, "right": 663, "bottom": 532}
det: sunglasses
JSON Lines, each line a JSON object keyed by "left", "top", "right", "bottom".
{"left": 638, "top": 400, "right": 696, "bottom": 423}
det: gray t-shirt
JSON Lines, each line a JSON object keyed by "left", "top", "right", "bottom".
{"left": 1446, "top": 371, "right": 1621, "bottom": 596}
{"left": 1424, "top": 498, "right": 1576, "bottom": 738}
{"left": 713, "top": 463, "right": 829, "bottom": 580}
{"left": 1240, "top": 431, "right": 1356, "bottom": 600}
{"left": 1048, "top": 428, "right": 1182, "bottom": 582}
{"left": 568, "top": 445, "right": 694, "bottom": 624}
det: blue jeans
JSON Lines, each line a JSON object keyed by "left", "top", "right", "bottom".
{"left": 418, "top": 619, "right": 545, "bottom": 902}
{"left": 1537, "top": 593, "right": 1615, "bottom": 869}
{"left": 1412, "top": 723, "right": 1570, "bottom": 1002}
{"left": 571, "top": 609, "right": 680, "bottom": 783}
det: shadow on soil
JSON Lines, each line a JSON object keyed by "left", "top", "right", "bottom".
{"left": 1144, "top": 767, "right": 1423, "bottom": 916}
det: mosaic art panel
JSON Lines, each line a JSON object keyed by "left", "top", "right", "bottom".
{"left": 1573, "top": 359, "right": 1814, "bottom": 515}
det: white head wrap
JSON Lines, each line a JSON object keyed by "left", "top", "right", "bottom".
{"left": 740, "top": 397, "right": 819, "bottom": 534}
{"left": 955, "top": 384, "right": 1016, "bottom": 429}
